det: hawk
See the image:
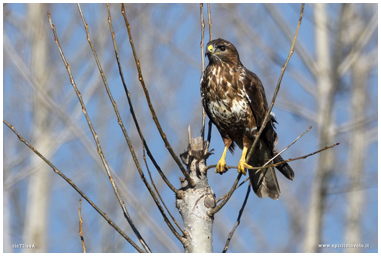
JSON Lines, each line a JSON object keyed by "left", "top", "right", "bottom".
{"left": 200, "top": 38, "right": 294, "bottom": 199}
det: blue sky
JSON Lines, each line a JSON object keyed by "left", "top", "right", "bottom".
{"left": 3, "top": 3, "right": 378, "bottom": 253}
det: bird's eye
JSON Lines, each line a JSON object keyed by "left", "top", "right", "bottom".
{"left": 219, "top": 46, "right": 226, "bottom": 51}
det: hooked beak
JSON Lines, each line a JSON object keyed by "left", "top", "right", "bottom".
{"left": 205, "top": 44, "right": 214, "bottom": 56}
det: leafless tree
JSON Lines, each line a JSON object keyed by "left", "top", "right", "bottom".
{"left": 3, "top": 3, "right": 377, "bottom": 253}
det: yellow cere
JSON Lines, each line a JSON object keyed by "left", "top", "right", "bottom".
{"left": 207, "top": 45, "right": 214, "bottom": 52}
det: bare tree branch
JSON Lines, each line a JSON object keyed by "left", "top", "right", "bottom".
{"left": 252, "top": 142, "right": 339, "bottom": 170}
{"left": 202, "top": 3, "right": 213, "bottom": 146}
{"left": 246, "top": 3, "right": 305, "bottom": 162}
{"left": 257, "top": 126, "right": 312, "bottom": 168}
{"left": 334, "top": 115, "right": 377, "bottom": 135}
{"left": 276, "top": 99, "right": 317, "bottom": 124}
{"left": 208, "top": 173, "right": 242, "bottom": 216}
{"left": 78, "top": 4, "right": 186, "bottom": 247}
{"left": 200, "top": 3, "right": 205, "bottom": 74}
{"left": 213, "top": 125, "right": 312, "bottom": 206}
{"left": 215, "top": 127, "right": 339, "bottom": 202}
{"left": 3, "top": 35, "right": 113, "bottom": 170}
{"left": 264, "top": 3, "right": 318, "bottom": 77}
{"left": 121, "top": 3, "right": 195, "bottom": 187}
{"left": 78, "top": 199, "right": 86, "bottom": 253}
{"left": 208, "top": 125, "right": 311, "bottom": 175}
{"left": 49, "top": 9, "right": 152, "bottom": 252}
{"left": 3, "top": 120, "right": 144, "bottom": 253}
{"left": 224, "top": 5, "right": 316, "bottom": 98}
{"left": 106, "top": 4, "right": 178, "bottom": 195}
{"left": 143, "top": 146, "right": 185, "bottom": 236}
{"left": 207, "top": 3, "right": 212, "bottom": 41}
{"left": 337, "top": 10, "right": 377, "bottom": 76}
{"left": 202, "top": 3, "right": 213, "bottom": 151}
{"left": 222, "top": 184, "right": 251, "bottom": 253}
{"left": 200, "top": 3, "right": 207, "bottom": 141}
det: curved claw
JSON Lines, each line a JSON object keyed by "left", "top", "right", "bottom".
{"left": 215, "top": 158, "right": 228, "bottom": 174}
{"left": 238, "top": 158, "right": 252, "bottom": 175}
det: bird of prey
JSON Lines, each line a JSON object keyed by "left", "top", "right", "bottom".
{"left": 200, "top": 38, "right": 294, "bottom": 199}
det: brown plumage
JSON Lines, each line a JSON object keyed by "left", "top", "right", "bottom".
{"left": 200, "top": 38, "right": 294, "bottom": 199}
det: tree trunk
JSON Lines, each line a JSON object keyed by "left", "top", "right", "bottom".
{"left": 177, "top": 128, "right": 215, "bottom": 253}
{"left": 22, "top": 4, "right": 50, "bottom": 253}
{"left": 344, "top": 56, "right": 366, "bottom": 252}
{"left": 303, "top": 3, "right": 336, "bottom": 252}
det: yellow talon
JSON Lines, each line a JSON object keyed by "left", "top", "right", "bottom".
{"left": 237, "top": 147, "right": 254, "bottom": 175}
{"left": 215, "top": 145, "right": 229, "bottom": 174}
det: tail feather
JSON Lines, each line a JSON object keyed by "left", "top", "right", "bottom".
{"left": 247, "top": 141, "right": 295, "bottom": 200}
{"left": 247, "top": 140, "right": 281, "bottom": 200}
{"left": 273, "top": 153, "right": 294, "bottom": 180}
{"left": 249, "top": 166, "right": 280, "bottom": 200}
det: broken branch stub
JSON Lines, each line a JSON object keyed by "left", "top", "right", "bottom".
{"left": 177, "top": 133, "right": 215, "bottom": 253}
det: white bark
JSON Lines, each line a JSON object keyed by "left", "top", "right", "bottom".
{"left": 344, "top": 56, "right": 366, "bottom": 252}
{"left": 177, "top": 130, "right": 215, "bottom": 253}
{"left": 304, "top": 3, "right": 335, "bottom": 252}
{"left": 22, "top": 4, "right": 50, "bottom": 253}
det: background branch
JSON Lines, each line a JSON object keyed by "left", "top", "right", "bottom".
{"left": 51, "top": 8, "right": 152, "bottom": 252}
{"left": 106, "top": 4, "right": 178, "bottom": 195}
{"left": 222, "top": 184, "right": 251, "bottom": 253}
{"left": 79, "top": 4, "right": 185, "bottom": 245}
{"left": 121, "top": 3, "right": 195, "bottom": 188}
{"left": 246, "top": 3, "right": 305, "bottom": 162}
{"left": 3, "top": 120, "right": 144, "bottom": 253}
{"left": 3, "top": 3, "right": 376, "bottom": 253}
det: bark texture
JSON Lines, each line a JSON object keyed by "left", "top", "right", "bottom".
{"left": 177, "top": 131, "right": 215, "bottom": 253}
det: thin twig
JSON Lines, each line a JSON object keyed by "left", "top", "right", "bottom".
{"left": 78, "top": 4, "right": 185, "bottom": 247}
{"left": 143, "top": 146, "right": 185, "bottom": 236}
{"left": 215, "top": 125, "right": 311, "bottom": 203}
{"left": 207, "top": 3, "right": 212, "bottom": 41}
{"left": 246, "top": 3, "right": 305, "bottom": 163}
{"left": 78, "top": 199, "right": 86, "bottom": 253}
{"left": 206, "top": 120, "right": 212, "bottom": 151}
{"left": 222, "top": 184, "right": 251, "bottom": 253}
{"left": 106, "top": 4, "right": 178, "bottom": 195}
{"left": 200, "top": 3, "right": 205, "bottom": 76}
{"left": 121, "top": 3, "right": 195, "bottom": 187}
{"left": 200, "top": 3, "right": 207, "bottom": 141}
{"left": 264, "top": 3, "right": 317, "bottom": 78}
{"left": 3, "top": 119, "right": 144, "bottom": 253}
{"left": 258, "top": 126, "right": 312, "bottom": 171}
{"left": 74, "top": 5, "right": 152, "bottom": 252}
{"left": 217, "top": 142, "right": 340, "bottom": 203}
{"left": 207, "top": 173, "right": 242, "bottom": 216}
{"left": 260, "top": 142, "right": 340, "bottom": 169}
{"left": 206, "top": 126, "right": 312, "bottom": 171}
{"left": 205, "top": 4, "right": 213, "bottom": 148}
{"left": 216, "top": 176, "right": 250, "bottom": 204}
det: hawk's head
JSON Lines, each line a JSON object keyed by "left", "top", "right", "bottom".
{"left": 205, "top": 38, "right": 242, "bottom": 66}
